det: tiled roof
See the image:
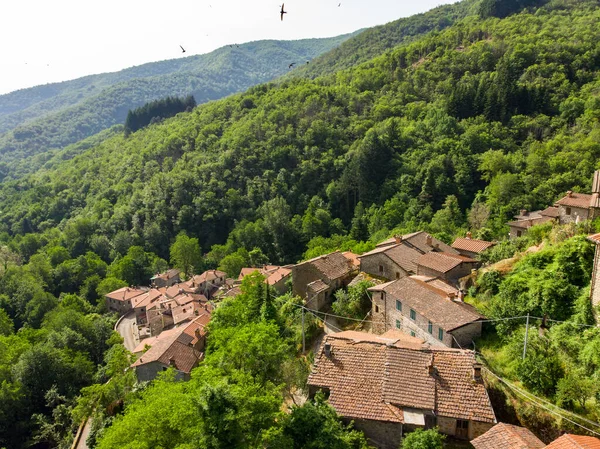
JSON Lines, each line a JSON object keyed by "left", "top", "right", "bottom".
{"left": 189, "top": 270, "right": 227, "bottom": 285}
{"left": 297, "top": 251, "right": 353, "bottom": 281}
{"left": 307, "top": 279, "right": 329, "bottom": 294}
{"left": 342, "top": 251, "right": 361, "bottom": 269}
{"left": 151, "top": 269, "right": 180, "bottom": 281}
{"left": 555, "top": 193, "right": 594, "bottom": 209}
{"left": 370, "top": 277, "right": 482, "bottom": 331}
{"left": 471, "top": 423, "right": 545, "bottom": 449}
{"left": 587, "top": 233, "right": 600, "bottom": 244}
{"left": 541, "top": 206, "right": 560, "bottom": 218}
{"left": 359, "top": 243, "right": 423, "bottom": 273}
{"left": 238, "top": 266, "right": 291, "bottom": 286}
{"left": 172, "top": 301, "right": 204, "bottom": 325}
{"left": 162, "top": 283, "right": 197, "bottom": 298}
{"left": 546, "top": 434, "right": 600, "bottom": 449}
{"left": 105, "top": 287, "right": 146, "bottom": 302}
{"left": 238, "top": 268, "right": 260, "bottom": 279}
{"left": 265, "top": 267, "right": 291, "bottom": 286}
{"left": 409, "top": 275, "right": 459, "bottom": 296}
{"left": 451, "top": 238, "right": 495, "bottom": 254}
{"left": 131, "top": 289, "right": 163, "bottom": 308}
{"left": 375, "top": 231, "right": 458, "bottom": 255}
{"left": 507, "top": 216, "right": 554, "bottom": 229}
{"left": 417, "top": 252, "right": 477, "bottom": 274}
{"left": 131, "top": 327, "right": 202, "bottom": 373}
{"left": 308, "top": 332, "right": 495, "bottom": 424}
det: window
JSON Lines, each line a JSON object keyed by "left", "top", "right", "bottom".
{"left": 410, "top": 331, "right": 416, "bottom": 337}
{"left": 375, "top": 305, "right": 380, "bottom": 313}
{"left": 396, "top": 300, "right": 402, "bottom": 311}
{"left": 379, "top": 265, "right": 384, "bottom": 273}
{"left": 428, "top": 321, "right": 433, "bottom": 334}
{"left": 566, "top": 207, "right": 571, "bottom": 215}
{"left": 517, "top": 230, "right": 522, "bottom": 237}
{"left": 395, "top": 319, "right": 401, "bottom": 329}
{"left": 456, "top": 419, "right": 469, "bottom": 439}
{"left": 395, "top": 272, "right": 400, "bottom": 279}
{"left": 438, "top": 328, "right": 444, "bottom": 341}
{"left": 410, "top": 309, "right": 416, "bottom": 321}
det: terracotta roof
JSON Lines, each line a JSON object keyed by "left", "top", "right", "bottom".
{"left": 238, "top": 268, "right": 260, "bottom": 279}
{"left": 131, "top": 327, "right": 202, "bottom": 373}
{"left": 172, "top": 301, "right": 204, "bottom": 325}
{"left": 359, "top": 243, "right": 423, "bottom": 274}
{"left": 162, "top": 283, "right": 197, "bottom": 298}
{"left": 541, "top": 206, "right": 560, "bottom": 218}
{"left": 131, "top": 289, "right": 163, "bottom": 308}
{"left": 189, "top": 270, "right": 227, "bottom": 285}
{"left": 546, "top": 434, "right": 600, "bottom": 449}
{"left": 555, "top": 192, "right": 594, "bottom": 209}
{"left": 105, "top": 287, "right": 146, "bottom": 302}
{"left": 508, "top": 216, "right": 555, "bottom": 229}
{"left": 308, "top": 332, "right": 495, "bottom": 424}
{"left": 588, "top": 233, "right": 600, "bottom": 244}
{"left": 307, "top": 279, "right": 329, "bottom": 294}
{"left": 296, "top": 251, "right": 353, "bottom": 281}
{"left": 376, "top": 231, "right": 458, "bottom": 255}
{"left": 181, "top": 312, "right": 211, "bottom": 345}
{"left": 471, "top": 423, "right": 545, "bottom": 449}
{"left": 265, "top": 267, "right": 291, "bottom": 285}
{"left": 451, "top": 238, "right": 495, "bottom": 254}
{"left": 151, "top": 269, "right": 180, "bottom": 281}
{"left": 342, "top": 251, "right": 361, "bottom": 269}
{"left": 417, "top": 252, "right": 477, "bottom": 274}
{"left": 409, "top": 275, "right": 459, "bottom": 296}
{"left": 369, "top": 277, "right": 482, "bottom": 332}
{"left": 333, "top": 329, "right": 428, "bottom": 350}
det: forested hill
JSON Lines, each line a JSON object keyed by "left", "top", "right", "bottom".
{"left": 1, "top": 0, "right": 599, "bottom": 267}
{"left": 0, "top": 34, "right": 356, "bottom": 172}
{"left": 289, "top": 0, "right": 478, "bottom": 79}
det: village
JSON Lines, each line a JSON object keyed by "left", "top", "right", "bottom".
{"left": 104, "top": 171, "right": 600, "bottom": 449}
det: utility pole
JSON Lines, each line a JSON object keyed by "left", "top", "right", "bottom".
{"left": 522, "top": 313, "right": 530, "bottom": 360}
{"left": 302, "top": 305, "right": 306, "bottom": 354}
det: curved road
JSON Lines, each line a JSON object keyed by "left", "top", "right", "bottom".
{"left": 115, "top": 311, "right": 139, "bottom": 352}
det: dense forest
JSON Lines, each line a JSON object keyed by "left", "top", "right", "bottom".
{"left": 124, "top": 95, "right": 197, "bottom": 135}
{"left": 1, "top": 0, "right": 600, "bottom": 447}
{"left": 0, "top": 34, "right": 355, "bottom": 175}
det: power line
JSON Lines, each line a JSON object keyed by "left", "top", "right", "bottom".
{"left": 484, "top": 367, "right": 600, "bottom": 436}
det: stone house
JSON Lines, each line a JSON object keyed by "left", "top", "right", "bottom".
{"left": 307, "top": 330, "right": 496, "bottom": 449}
{"left": 416, "top": 252, "right": 479, "bottom": 285}
{"left": 292, "top": 251, "right": 356, "bottom": 310}
{"left": 131, "top": 289, "right": 163, "bottom": 326}
{"left": 358, "top": 232, "right": 459, "bottom": 282}
{"left": 369, "top": 275, "right": 483, "bottom": 348}
{"left": 150, "top": 269, "right": 181, "bottom": 288}
{"left": 471, "top": 423, "right": 545, "bottom": 449}
{"left": 185, "top": 270, "right": 227, "bottom": 298}
{"left": 238, "top": 265, "right": 292, "bottom": 295}
{"left": 105, "top": 287, "right": 147, "bottom": 314}
{"left": 555, "top": 191, "right": 600, "bottom": 225}
{"left": 507, "top": 208, "right": 558, "bottom": 239}
{"left": 131, "top": 313, "right": 210, "bottom": 382}
{"left": 545, "top": 434, "right": 600, "bottom": 448}
{"left": 451, "top": 233, "right": 495, "bottom": 259}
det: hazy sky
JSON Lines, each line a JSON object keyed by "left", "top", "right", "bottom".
{"left": 0, "top": 0, "right": 454, "bottom": 95}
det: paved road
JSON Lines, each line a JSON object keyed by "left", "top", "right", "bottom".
{"left": 75, "top": 418, "right": 92, "bottom": 449}
{"left": 115, "top": 311, "right": 138, "bottom": 352}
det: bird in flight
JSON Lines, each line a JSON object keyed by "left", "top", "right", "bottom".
{"left": 280, "top": 3, "right": 287, "bottom": 21}
{"left": 289, "top": 62, "right": 296, "bottom": 69}
{"left": 338, "top": 2, "right": 341, "bottom": 6}
{"left": 180, "top": 45, "right": 186, "bottom": 53}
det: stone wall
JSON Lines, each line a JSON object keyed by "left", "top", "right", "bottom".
{"left": 135, "top": 362, "right": 189, "bottom": 383}
{"left": 509, "top": 225, "right": 526, "bottom": 239}
{"left": 417, "top": 262, "right": 478, "bottom": 284}
{"left": 450, "top": 321, "right": 483, "bottom": 348}
{"left": 470, "top": 420, "right": 495, "bottom": 440}
{"left": 360, "top": 253, "right": 408, "bottom": 282}
{"left": 558, "top": 205, "right": 590, "bottom": 224}
{"left": 351, "top": 419, "right": 404, "bottom": 449}
{"left": 371, "top": 291, "right": 387, "bottom": 334}
{"left": 591, "top": 244, "right": 600, "bottom": 320}
{"left": 292, "top": 263, "right": 325, "bottom": 298}
{"left": 106, "top": 297, "right": 131, "bottom": 315}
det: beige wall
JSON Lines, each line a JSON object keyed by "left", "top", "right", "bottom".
{"left": 417, "top": 262, "right": 478, "bottom": 284}
{"left": 351, "top": 419, "right": 404, "bottom": 449}
{"left": 558, "top": 205, "right": 590, "bottom": 224}
{"left": 360, "top": 253, "right": 409, "bottom": 282}
{"left": 292, "top": 264, "right": 325, "bottom": 298}
{"left": 451, "top": 322, "right": 483, "bottom": 348}
{"left": 509, "top": 225, "right": 526, "bottom": 239}
{"left": 591, "top": 244, "right": 600, "bottom": 321}
{"left": 106, "top": 297, "right": 132, "bottom": 315}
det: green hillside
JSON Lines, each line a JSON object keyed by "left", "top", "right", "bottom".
{"left": 1, "top": 0, "right": 600, "bottom": 446}
{"left": 0, "top": 34, "right": 356, "bottom": 171}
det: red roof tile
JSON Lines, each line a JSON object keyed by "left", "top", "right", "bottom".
{"left": 471, "top": 423, "right": 545, "bottom": 449}
{"left": 417, "top": 252, "right": 477, "bottom": 274}
{"left": 588, "top": 233, "right": 600, "bottom": 244}
{"left": 296, "top": 251, "right": 354, "bottom": 281}
{"left": 308, "top": 332, "right": 495, "bottom": 425}
{"left": 131, "top": 327, "right": 202, "bottom": 373}
{"left": 556, "top": 193, "right": 594, "bottom": 209}
{"left": 546, "top": 434, "right": 600, "bottom": 449}
{"left": 451, "top": 238, "right": 495, "bottom": 254}
{"left": 105, "top": 287, "right": 146, "bottom": 302}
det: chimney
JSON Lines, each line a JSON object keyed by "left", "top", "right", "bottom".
{"left": 426, "top": 235, "right": 432, "bottom": 246}
{"left": 434, "top": 243, "right": 439, "bottom": 250}
{"left": 466, "top": 232, "right": 472, "bottom": 239}
{"left": 394, "top": 235, "right": 403, "bottom": 244}
{"left": 428, "top": 364, "right": 437, "bottom": 376}
{"left": 324, "top": 343, "right": 332, "bottom": 358}
{"left": 447, "top": 292, "right": 456, "bottom": 301}
{"left": 567, "top": 190, "right": 573, "bottom": 197}
{"left": 520, "top": 209, "right": 528, "bottom": 217}
{"left": 473, "top": 363, "right": 482, "bottom": 381}
{"left": 457, "top": 290, "right": 465, "bottom": 301}
{"left": 169, "top": 357, "right": 177, "bottom": 368}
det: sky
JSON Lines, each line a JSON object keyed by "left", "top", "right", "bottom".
{"left": 0, "top": 0, "right": 454, "bottom": 95}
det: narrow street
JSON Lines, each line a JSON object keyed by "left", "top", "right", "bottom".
{"left": 115, "top": 311, "right": 138, "bottom": 352}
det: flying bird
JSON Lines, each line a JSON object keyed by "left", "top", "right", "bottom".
{"left": 180, "top": 45, "right": 186, "bottom": 53}
{"left": 288, "top": 62, "right": 296, "bottom": 69}
{"left": 280, "top": 3, "right": 287, "bottom": 21}
{"left": 338, "top": 3, "right": 341, "bottom": 6}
